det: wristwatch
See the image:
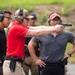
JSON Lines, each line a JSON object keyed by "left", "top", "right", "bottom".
{"left": 67, "top": 52, "right": 72, "bottom": 57}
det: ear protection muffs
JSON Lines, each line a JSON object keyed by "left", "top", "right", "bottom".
{"left": 0, "top": 10, "right": 11, "bottom": 22}
{"left": 47, "top": 12, "right": 55, "bottom": 25}
{"left": 15, "top": 8, "right": 24, "bottom": 23}
{"left": 0, "top": 13, "right": 4, "bottom": 22}
{"left": 47, "top": 12, "right": 62, "bottom": 25}
{"left": 0, "top": 10, "right": 6, "bottom": 22}
{"left": 14, "top": 8, "right": 29, "bottom": 23}
{"left": 18, "top": 8, "right": 23, "bottom": 20}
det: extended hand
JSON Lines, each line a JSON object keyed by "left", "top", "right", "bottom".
{"left": 54, "top": 25, "right": 65, "bottom": 33}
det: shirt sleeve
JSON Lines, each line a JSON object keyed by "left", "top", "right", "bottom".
{"left": 68, "top": 32, "right": 75, "bottom": 43}
{"left": 10, "top": 25, "right": 30, "bottom": 37}
{"left": 31, "top": 37, "right": 40, "bottom": 44}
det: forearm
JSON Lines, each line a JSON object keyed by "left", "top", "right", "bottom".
{"left": 67, "top": 41, "right": 75, "bottom": 57}
{"left": 26, "top": 25, "right": 64, "bottom": 37}
{"left": 68, "top": 45, "right": 75, "bottom": 55}
{"left": 28, "top": 43, "right": 39, "bottom": 62}
{"left": 30, "top": 26, "right": 55, "bottom": 30}
{"left": 26, "top": 26, "right": 55, "bottom": 37}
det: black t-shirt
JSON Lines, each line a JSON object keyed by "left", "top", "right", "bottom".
{"left": 0, "top": 29, "right": 7, "bottom": 62}
{"left": 24, "top": 37, "right": 40, "bottom": 57}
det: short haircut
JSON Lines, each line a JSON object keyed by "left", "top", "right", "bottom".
{"left": 0, "top": 10, "right": 12, "bottom": 15}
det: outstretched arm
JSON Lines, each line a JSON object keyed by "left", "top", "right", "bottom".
{"left": 25, "top": 25, "right": 64, "bottom": 37}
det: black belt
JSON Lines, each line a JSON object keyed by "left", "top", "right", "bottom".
{"left": 45, "top": 61, "right": 63, "bottom": 66}
{"left": 41, "top": 57, "right": 68, "bottom": 66}
{"left": 4, "top": 56, "right": 23, "bottom": 72}
{"left": 4, "top": 56, "right": 23, "bottom": 63}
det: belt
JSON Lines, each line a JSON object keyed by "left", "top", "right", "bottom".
{"left": 4, "top": 56, "right": 23, "bottom": 63}
{"left": 45, "top": 62, "right": 63, "bottom": 66}
{"left": 41, "top": 58, "right": 68, "bottom": 66}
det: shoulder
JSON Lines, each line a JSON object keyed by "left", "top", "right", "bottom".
{"left": 63, "top": 30, "right": 73, "bottom": 35}
{"left": 63, "top": 30, "right": 75, "bottom": 39}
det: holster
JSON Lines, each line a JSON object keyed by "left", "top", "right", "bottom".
{"left": 9, "top": 58, "right": 16, "bottom": 72}
{"left": 62, "top": 57, "right": 68, "bottom": 66}
{"left": 5, "top": 56, "right": 23, "bottom": 72}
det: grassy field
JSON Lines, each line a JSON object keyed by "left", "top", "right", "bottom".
{"left": 0, "top": 0, "right": 75, "bottom": 63}
{"left": 0, "top": 0, "right": 75, "bottom": 11}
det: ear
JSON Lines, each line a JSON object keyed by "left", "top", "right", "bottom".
{"left": 0, "top": 13, "right": 4, "bottom": 22}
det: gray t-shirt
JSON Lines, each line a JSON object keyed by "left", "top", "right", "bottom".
{"left": 31, "top": 30, "right": 75, "bottom": 63}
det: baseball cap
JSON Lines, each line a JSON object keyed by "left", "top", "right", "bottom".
{"left": 27, "top": 13, "right": 37, "bottom": 19}
{"left": 50, "top": 12, "right": 60, "bottom": 20}
{"left": 14, "top": 8, "right": 29, "bottom": 18}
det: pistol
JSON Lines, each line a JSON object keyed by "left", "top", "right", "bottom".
{"left": 58, "top": 23, "right": 72, "bottom": 26}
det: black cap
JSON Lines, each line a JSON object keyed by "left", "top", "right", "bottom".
{"left": 28, "top": 13, "right": 37, "bottom": 19}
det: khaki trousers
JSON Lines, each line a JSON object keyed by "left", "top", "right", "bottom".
{"left": 22, "top": 57, "right": 38, "bottom": 75}
{"left": 3, "top": 60, "right": 25, "bottom": 75}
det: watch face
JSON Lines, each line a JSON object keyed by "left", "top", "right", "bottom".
{"left": 67, "top": 52, "right": 71, "bottom": 57}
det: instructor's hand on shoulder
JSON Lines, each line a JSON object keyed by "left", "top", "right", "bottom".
{"left": 54, "top": 25, "right": 64, "bottom": 33}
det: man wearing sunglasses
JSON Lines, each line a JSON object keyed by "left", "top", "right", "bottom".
{"left": 23, "top": 13, "right": 40, "bottom": 75}
{"left": 0, "top": 10, "right": 12, "bottom": 75}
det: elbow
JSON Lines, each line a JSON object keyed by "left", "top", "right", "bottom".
{"left": 36, "top": 33, "right": 41, "bottom": 37}
{"left": 35, "top": 30, "right": 43, "bottom": 37}
{"left": 28, "top": 44, "right": 31, "bottom": 51}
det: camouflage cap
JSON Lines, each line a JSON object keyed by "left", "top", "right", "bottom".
{"left": 14, "top": 8, "right": 29, "bottom": 18}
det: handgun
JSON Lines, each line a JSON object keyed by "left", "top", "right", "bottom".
{"left": 58, "top": 23, "right": 72, "bottom": 26}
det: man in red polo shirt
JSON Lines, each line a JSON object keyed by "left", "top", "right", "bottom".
{"left": 3, "top": 8, "right": 64, "bottom": 75}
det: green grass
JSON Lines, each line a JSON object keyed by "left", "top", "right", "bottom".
{"left": 0, "top": 0, "right": 75, "bottom": 11}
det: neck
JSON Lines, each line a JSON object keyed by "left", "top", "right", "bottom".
{"left": 51, "top": 32, "right": 58, "bottom": 37}
{"left": 0, "top": 23, "right": 4, "bottom": 30}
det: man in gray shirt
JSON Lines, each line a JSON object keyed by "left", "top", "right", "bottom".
{"left": 28, "top": 12, "right": 75, "bottom": 75}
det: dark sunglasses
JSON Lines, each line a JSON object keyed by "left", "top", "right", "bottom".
{"left": 24, "top": 18, "right": 29, "bottom": 21}
{"left": 30, "top": 18, "right": 36, "bottom": 20}
{"left": 4, "top": 16, "right": 11, "bottom": 20}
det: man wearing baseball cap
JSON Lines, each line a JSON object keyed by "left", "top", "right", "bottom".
{"left": 28, "top": 12, "right": 75, "bottom": 75}
{"left": 23, "top": 13, "right": 40, "bottom": 75}
{"left": 28, "top": 13, "right": 37, "bottom": 26}
{"left": 3, "top": 9, "right": 64, "bottom": 75}
{"left": 48, "top": 12, "right": 62, "bottom": 26}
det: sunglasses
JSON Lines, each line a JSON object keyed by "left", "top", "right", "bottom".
{"left": 4, "top": 16, "right": 11, "bottom": 20}
{"left": 24, "top": 18, "right": 29, "bottom": 21}
{"left": 30, "top": 18, "right": 36, "bottom": 20}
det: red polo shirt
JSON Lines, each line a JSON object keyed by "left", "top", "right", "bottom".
{"left": 6, "top": 21, "right": 29, "bottom": 59}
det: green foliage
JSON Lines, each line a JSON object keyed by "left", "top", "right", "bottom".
{"left": 66, "top": 43, "right": 75, "bottom": 63}
{"left": 51, "top": 0, "right": 63, "bottom": 4}
{"left": 60, "top": 5, "right": 70, "bottom": 16}
{"left": 0, "top": 0, "right": 75, "bottom": 11}
{"left": 66, "top": 43, "right": 72, "bottom": 53}
{"left": 40, "top": 14, "right": 48, "bottom": 24}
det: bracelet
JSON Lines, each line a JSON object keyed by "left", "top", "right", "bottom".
{"left": 67, "top": 52, "right": 72, "bottom": 57}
